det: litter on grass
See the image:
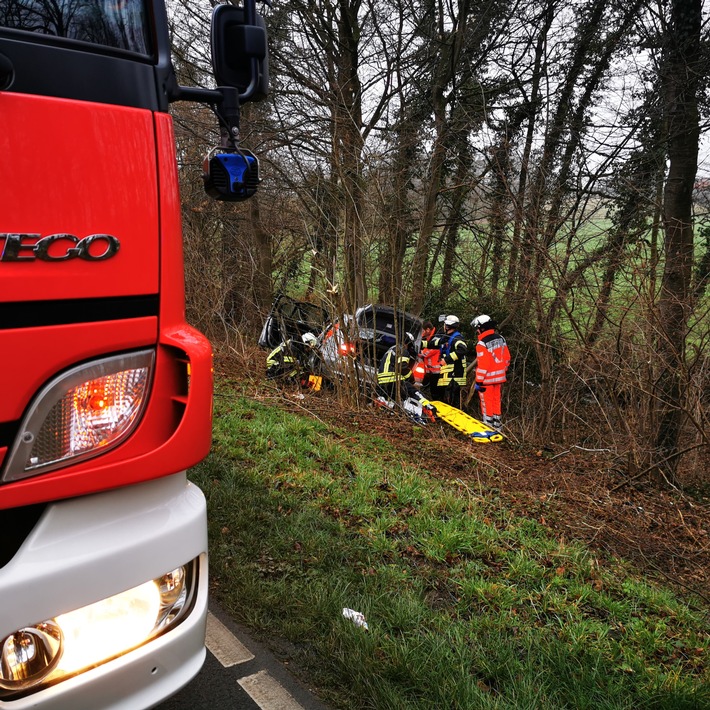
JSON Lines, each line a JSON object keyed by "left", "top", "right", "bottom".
{"left": 342, "top": 608, "right": 369, "bottom": 630}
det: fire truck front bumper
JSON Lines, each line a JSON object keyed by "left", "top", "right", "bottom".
{"left": 0, "top": 472, "right": 208, "bottom": 710}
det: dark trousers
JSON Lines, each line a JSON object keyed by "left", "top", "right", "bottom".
{"left": 377, "top": 378, "right": 419, "bottom": 403}
{"left": 431, "top": 379, "right": 461, "bottom": 407}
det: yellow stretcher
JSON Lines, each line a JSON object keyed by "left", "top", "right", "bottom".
{"left": 430, "top": 400, "right": 504, "bottom": 443}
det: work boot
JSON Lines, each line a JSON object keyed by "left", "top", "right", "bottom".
{"left": 492, "top": 416, "right": 502, "bottom": 430}
{"left": 482, "top": 415, "right": 495, "bottom": 429}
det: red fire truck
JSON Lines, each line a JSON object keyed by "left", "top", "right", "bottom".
{"left": 0, "top": 0, "right": 267, "bottom": 706}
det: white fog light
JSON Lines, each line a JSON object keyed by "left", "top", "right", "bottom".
{"left": 2, "top": 350, "right": 154, "bottom": 482}
{"left": 0, "top": 622, "right": 62, "bottom": 691}
{"left": 156, "top": 567, "right": 187, "bottom": 627}
{"left": 0, "top": 561, "right": 197, "bottom": 699}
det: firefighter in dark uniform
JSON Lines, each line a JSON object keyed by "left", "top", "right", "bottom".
{"left": 376, "top": 332, "right": 418, "bottom": 403}
{"left": 430, "top": 315, "right": 467, "bottom": 407}
{"left": 376, "top": 333, "right": 436, "bottom": 420}
{"left": 266, "top": 332, "right": 318, "bottom": 382}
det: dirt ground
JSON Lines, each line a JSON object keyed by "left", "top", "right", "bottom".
{"left": 218, "top": 351, "right": 710, "bottom": 607}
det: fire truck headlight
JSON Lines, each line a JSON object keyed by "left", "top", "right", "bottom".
{"left": 2, "top": 350, "right": 155, "bottom": 483}
{"left": 0, "top": 562, "right": 195, "bottom": 698}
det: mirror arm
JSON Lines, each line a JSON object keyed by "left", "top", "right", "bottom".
{"left": 170, "top": 76, "right": 260, "bottom": 106}
{"left": 244, "top": 0, "right": 256, "bottom": 29}
{"left": 168, "top": 85, "right": 223, "bottom": 104}
{"left": 168, "top": 83, "right": 241, "bottom": 149}
{"left": 214, "top": 86, "right": 241, "bottom": 149}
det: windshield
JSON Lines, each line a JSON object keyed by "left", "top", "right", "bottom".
{"left": 0, "top": 0, "right": 151, "bottom": 54}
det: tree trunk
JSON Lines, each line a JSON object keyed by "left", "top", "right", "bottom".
{"left": 336, "top": 0, "right": 366, "bottom": 311}
{"left": 488, "top": 122, "right": 515, "bottom": 297}
{"left": 379, "top": 107, "right": 415, "bottom": 305}
{"left": 409, "top": 0, "right": 471, "bottom": 314}
{"left": 410, "top": 99, "right": 447, "bottom": 314}
{"left": 655, "top": 0, "right": 701, "bottom": 484}
{"left": 433, "top": 129, "right": 472, "bottom": 299}
{"left": 250, "top": 194, "right": 273, "bottom": 315}
{"left": 505, "top": 0, "right": 553, "bottom": 299}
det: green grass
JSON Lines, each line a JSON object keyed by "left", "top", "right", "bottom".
{"left": 191, "top": 388, "right": 710, "bottom": 709}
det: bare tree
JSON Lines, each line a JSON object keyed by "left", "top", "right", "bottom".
{"left": 655, "top": 0, "right": 703, "bottom": 483}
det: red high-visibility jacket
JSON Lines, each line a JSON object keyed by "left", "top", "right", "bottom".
{"left": 475, "top": 329, "right": 510, "bottom": 385}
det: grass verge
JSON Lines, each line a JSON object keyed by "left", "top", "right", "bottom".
{"left": 190, "top": 388, "right": 709, "bottom": 709}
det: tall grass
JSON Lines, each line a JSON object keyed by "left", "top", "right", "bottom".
{"left": 191, "top": 388, "right": 709, "bottom": 709}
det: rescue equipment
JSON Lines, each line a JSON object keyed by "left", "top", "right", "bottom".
{"left": 306, "top": 374, "right": 323, "bottom": 391}
{"left": 430, "top": 400, "right": 504, "bottom": 443}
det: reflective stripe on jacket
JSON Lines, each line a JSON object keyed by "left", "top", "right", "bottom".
{"left": 377, "top": 346, "right": 413, "bottom": 384}
{"left": 266, "top": 341, "right": 295, "bottom": 367}
{"left": 475, "top": 329, "right": 510, "bottom": 385}
{"left": 433, "top": 331, "right": 467, "bottom": 386}
{"left": 266, "top": 340, "right": 299, "bottom": 378}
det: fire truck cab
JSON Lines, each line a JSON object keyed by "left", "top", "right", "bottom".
{"left": 0, "top": 0, "right": 267, "bottom": 706}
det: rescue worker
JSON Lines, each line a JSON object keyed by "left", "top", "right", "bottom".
{"left": 431, "top": 315, "right": 467, "bottom": 406}
{"left": 421, "top": 320, "right": 437, "bottom": 345}
{"left": 376, "top": 333, "right": 436, "bottom": 420}
{"left": 471, "top": 314, "right": 510, "bottom": 430}
{"left": 376, "top": 332, "right": 418, "bottom": 403}
{"left": 266, "top": 332, "right": 318, "bottom": 382}
{"left": 416, "top": 320, "right": 441, "bottom": 395}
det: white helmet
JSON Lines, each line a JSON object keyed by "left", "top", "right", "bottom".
{"left": 471, "top": 314, "right": 492, "bottom": 329}
{"left": 444, "top": 315, "right": 460, "bottom": 328}
{"left": 302, "top": 332, "right": 318, "bottom": 347}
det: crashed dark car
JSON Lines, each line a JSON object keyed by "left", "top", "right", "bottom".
{"left": 258, "top": 293, "right": 330, "bottom": 350}
{"left": 319, "top": 304, "right": 423, "bottom": 382}
{"left": 260, "top": 298, "right": 422, "bottom": 383}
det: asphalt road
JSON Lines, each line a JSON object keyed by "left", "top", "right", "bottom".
{"left": 157, "top": 603, "right": 331, "bottom": 710}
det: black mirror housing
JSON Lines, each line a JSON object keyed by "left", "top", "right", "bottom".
{"left": 211, "top": 4, "right": 269, "bottom": 103}
{"left": 203, "top": 149, "right": 260, "bottom": 201}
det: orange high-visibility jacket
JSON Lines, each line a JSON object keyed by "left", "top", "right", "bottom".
{"left": 475, "top": 328, "right": 510, "bottom": 385}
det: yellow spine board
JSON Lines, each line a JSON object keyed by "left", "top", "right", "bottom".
{"left": 430, "top": 401, "right": 504, "bottom": 443}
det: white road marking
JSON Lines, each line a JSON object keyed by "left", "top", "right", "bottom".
{"left": 238, "top": 670, "right": 305, "bottom": 710}
{"left": 205, "top": 611, "right": 255, "bottom": 667}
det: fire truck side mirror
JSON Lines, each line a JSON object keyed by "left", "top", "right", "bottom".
{"left": 211, "top": 3, "right": 269, "bottom": 103}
